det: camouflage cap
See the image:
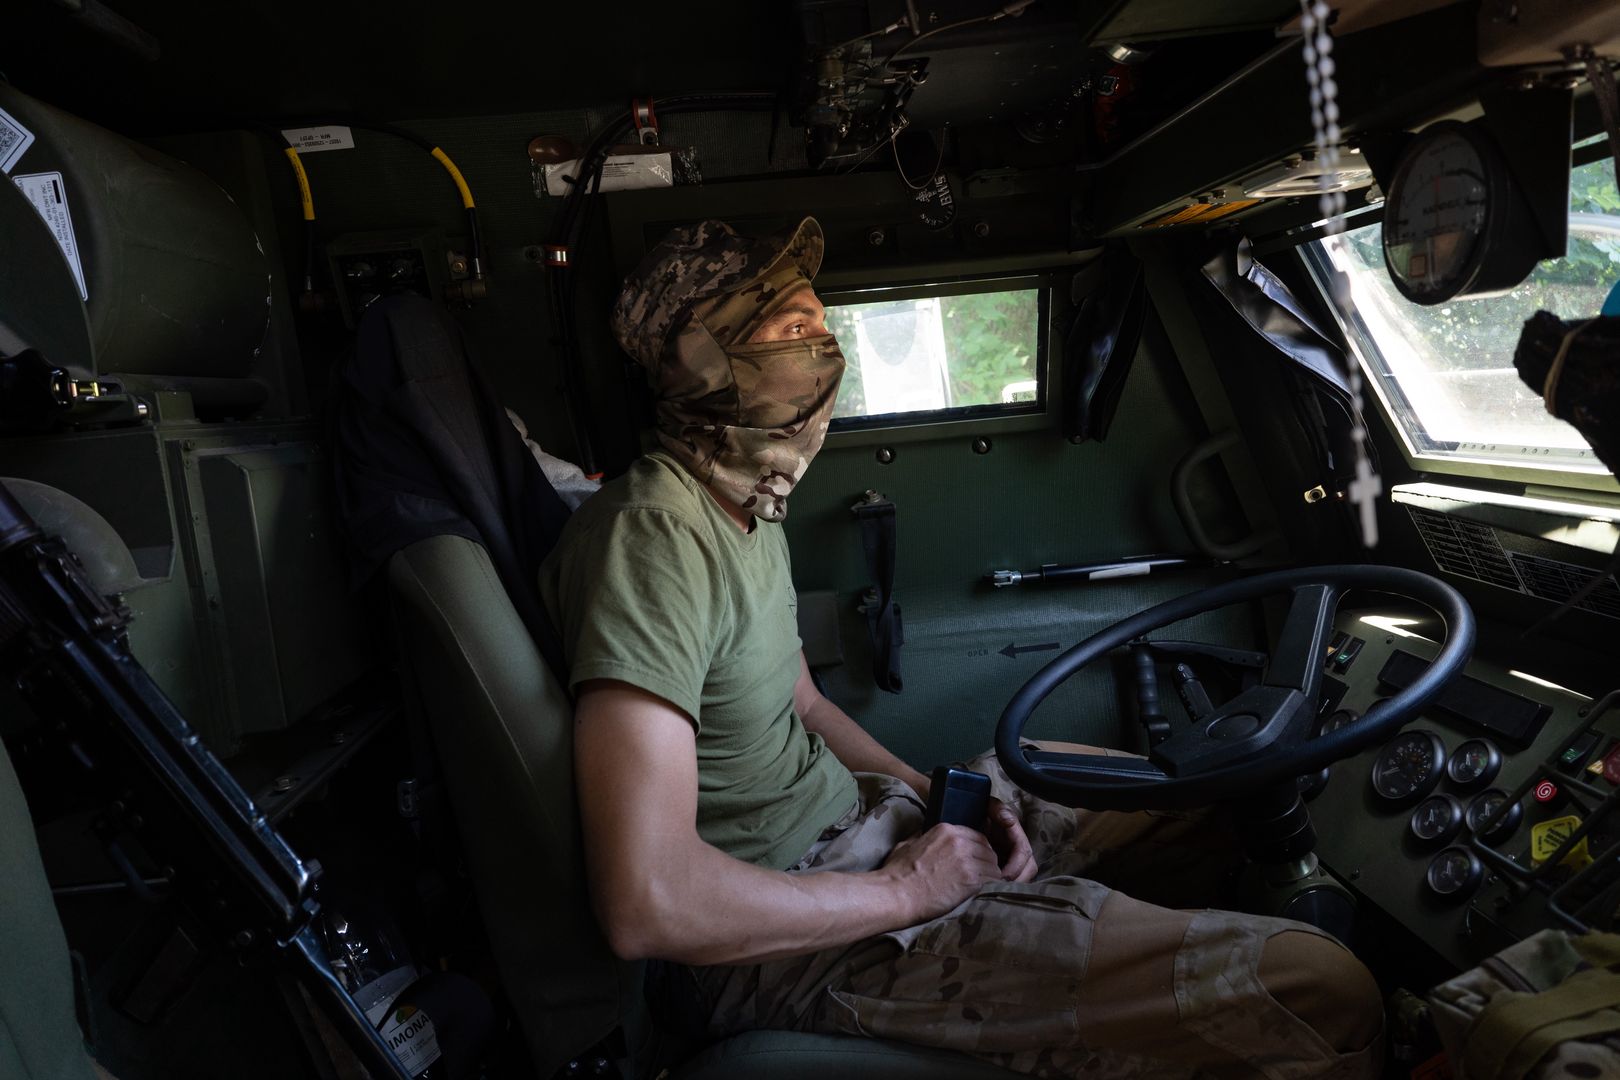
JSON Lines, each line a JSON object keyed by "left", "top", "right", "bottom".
{"left": 610, "top": 217, "right": 825, "bottom": 370}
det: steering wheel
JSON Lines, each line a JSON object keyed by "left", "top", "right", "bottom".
{"left": 995, "top": 565, "right": 1475, "bottom": 810}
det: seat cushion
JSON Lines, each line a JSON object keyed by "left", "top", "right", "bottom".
{"left": 673, "top": 1030, "right": 1025, "bottom": 1080}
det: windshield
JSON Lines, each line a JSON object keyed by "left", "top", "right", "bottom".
{"left": 1309, "top": 155, "right": 1620, "bottom": 476}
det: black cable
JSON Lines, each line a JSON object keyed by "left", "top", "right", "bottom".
{"left": 544, "top": 92, "right": 781, "bottom": 477}
{"left": 891, "top": 127, "right": 949, "bottom": 190}
{"left": 267, "top": 119, "right": 488, "bottom": 297}
{"left": 302, "top": 120, "right": 486, "bottom": 287}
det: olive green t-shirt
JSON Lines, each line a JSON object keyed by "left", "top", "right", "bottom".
{"left": 539, "top": 451, "right": 857, "bottom": 869}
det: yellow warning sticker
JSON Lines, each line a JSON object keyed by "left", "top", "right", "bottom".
{"left": 1531, "top": 815, "right": 1592, "bottom": 869}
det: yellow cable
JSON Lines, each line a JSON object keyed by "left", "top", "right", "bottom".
{"left": 283, "top": 147, "right": 315, "bottom": 221}
{"left": 430, "top": 147, "right": 475, "bottom": 209}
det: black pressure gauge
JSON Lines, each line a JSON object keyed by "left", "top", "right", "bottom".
{"left": 1425, "top": 846, "right": 1484, "bottom": 902}
{"left": 1447, "top": 738, "right": 1502, "bottom": 791}
{"left": 1409, "top": 793, "right": 1465, "bottom": 846}
{"left": 1318, "top": 707, "right": 1360, "bottom": 737}
{"left": 1466, "top": 788, "right": 1524, "bottom": 844}
{"left": 1381, "top": 121, "right": 1540, "bottom": 305}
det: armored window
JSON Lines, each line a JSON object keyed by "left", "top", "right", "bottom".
{"left": 821, "top": 279, "right": 1048, "bottom": 431}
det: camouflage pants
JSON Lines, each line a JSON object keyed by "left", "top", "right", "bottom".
{"left": 682, "top": 747, "right": 1383, "bottom": 1080}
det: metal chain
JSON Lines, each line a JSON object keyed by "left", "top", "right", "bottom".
{"left": 1301, "top": 0, "right": 1382, "bottom": 547}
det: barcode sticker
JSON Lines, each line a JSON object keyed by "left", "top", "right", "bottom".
{"left": 14, "top": 172, "right": 88, "bottom": 301}
{"left": 0, "top": 105, "right": 36, "bottom": 174}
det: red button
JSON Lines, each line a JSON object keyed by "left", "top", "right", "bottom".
{"left": 1535, "top": 780, "right": 1559, "bottom": 803}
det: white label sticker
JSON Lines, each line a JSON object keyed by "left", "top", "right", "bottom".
{"left": 0, "top": 106, "right": 35, "bottom": 174}
{"left": 14, "top": 172, "right": 87, "bottom": 301}
{"left": 280, "top": 125, "right": 355, "bottom": 152}
{"left": 1088, "top": 563, "right": 1154, "bottom": 580}
{"left": 542, "top": 152, "right": 674, "bottom": 197}
{"left": 377, "top": 1002, "right": 442, "bottom": 1074}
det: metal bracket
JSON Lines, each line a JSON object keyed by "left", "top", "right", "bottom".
{"left": 632, "top": 98, "right": 659, "bottom": 145}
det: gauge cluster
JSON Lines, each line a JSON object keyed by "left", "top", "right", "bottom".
{"left": 1306, "top": 617, "right": 1603, "bottom": 971}
{"left": 1363, "top": 727, "right": 1526, "bottom": 904}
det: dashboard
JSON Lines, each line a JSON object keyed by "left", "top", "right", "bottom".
{"left": 1311, "top": 609, "right": 1617, "bottom": 972}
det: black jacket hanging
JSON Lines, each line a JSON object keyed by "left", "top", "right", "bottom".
{"left": 331, "top": 294, "right": 573, "bottom": 684}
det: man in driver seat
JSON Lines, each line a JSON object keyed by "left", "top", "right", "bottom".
{"left": 538, "top": 217, "right": 1383, "bottom": 1078}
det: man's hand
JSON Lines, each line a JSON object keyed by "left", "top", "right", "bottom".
{"left": 986, "top": 797, "right": 1037, "bottom": 882}
{"left": 880, "top": 823, "right": 1004, "bottom": 923}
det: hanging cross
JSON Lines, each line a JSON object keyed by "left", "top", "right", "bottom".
{"left": 1347, "top": 454, "right": 1382, "bottom": 548}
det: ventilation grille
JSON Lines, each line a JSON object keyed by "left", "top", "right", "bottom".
{"left": 1408, "top": 508, "right": 1521, "bottom": 591}
{"left": 1407, "top": 506, "right": 1619, "bottom": 621}
{"left": 1508, "top": 552, "right": 1620, "bottom": 620}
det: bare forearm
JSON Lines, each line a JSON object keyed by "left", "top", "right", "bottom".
{"left": 801, "top": 694, "right": 930, "bottom": 798}
{"left": 576, "top": 679, "right": 996, "bottom": 969}
{"left": 618, "top": 840, "right": 921, "bottom": 965}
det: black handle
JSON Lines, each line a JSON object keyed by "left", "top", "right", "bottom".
{"left": 923, "top": 766, "right": 991, "bottom": 831}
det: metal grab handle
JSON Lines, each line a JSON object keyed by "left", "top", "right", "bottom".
{"left": 1171, "top": 431, "right": 1277, "bottom": 562}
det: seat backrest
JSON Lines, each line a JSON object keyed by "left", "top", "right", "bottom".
{"left": 386, "top": 533, "right": 640, "bottom": 1077}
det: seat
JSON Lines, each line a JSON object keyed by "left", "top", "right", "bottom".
{"left": 386, "top": 534, "right": 1022, "bottom": 1079}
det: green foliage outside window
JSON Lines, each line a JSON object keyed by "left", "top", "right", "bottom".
{"left": 940, "top": 291, "right": 1039, "bottom": 405}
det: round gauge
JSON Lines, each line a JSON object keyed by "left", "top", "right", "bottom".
{"left": 1446, "top": 739, "right": 1502, "bottom": 791}
{"left": 1370, "top": 730, "right": 1448, "bottom": 804}
{"left": 1409, "top": 793, "right": 1465, "bottom": 846}
{"left": 1318, "top": 707, "right": 1360, "bottom": 737}
{"left": 1466, "top": 788, "right": 1524, "bottom": 844}
{"left": 1425, "top": 846, "right": 1484, "bottom": 902}
{"left": 1381, "top": 121, "right": 1538, "bottom": 305}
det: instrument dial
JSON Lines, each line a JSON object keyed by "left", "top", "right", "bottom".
{"left": 1409, "top": 793, "right": 1465, "bottom": 846}
{"left": 1466, "top": 788, "right": 1524, "bottom": 844}
{"left": 1446, "top": 738, "right": 1501, "bottom": 791}
{"left": 1383, "top": 127, "right": 1488, "bottom": 303}
{"left": 1371, "top": 730, "right": 1447, "bottom": 804}
{"left": 1380, "top": 120, "right": 1538, "bottom": 304}
{"left": 1425, "top": 846, "right": 1484, "bottom": 901}
{"left": 1317, "top": 707, "right": 1359, "bottom": 737}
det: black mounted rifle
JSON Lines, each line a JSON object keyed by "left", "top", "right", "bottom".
{"left": 0, "top": 478, "right": 411, "bottom": 1079}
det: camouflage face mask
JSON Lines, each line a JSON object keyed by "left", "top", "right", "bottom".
{"left": 653, "top": 313, "right": 845, "bottom": 523}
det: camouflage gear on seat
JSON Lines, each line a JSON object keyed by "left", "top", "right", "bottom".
{"left": 679, "top": 748, "right": 1382, "bottom": 1079}
{"left": 1430, "top": 929, "right": 1620, "bottom": 1079}
{"left": 610, "top": 217, "right": 843, "bottom": 522}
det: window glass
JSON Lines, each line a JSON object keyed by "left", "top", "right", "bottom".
{"left": 1310, "top": 157, "right": 1620, "bottom": 474}
{"left": 825, "top": 288, "right": 1042, "bottom": 424}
